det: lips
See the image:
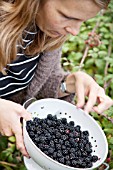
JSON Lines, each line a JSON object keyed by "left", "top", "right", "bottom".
{"left": 49, "top": 30, "right": 63, "bottom": 37}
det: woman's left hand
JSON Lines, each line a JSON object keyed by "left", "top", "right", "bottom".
{"left": 65, "top": 71, "right": 113, "bottom": 114}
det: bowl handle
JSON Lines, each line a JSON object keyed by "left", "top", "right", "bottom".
{"left": 101, "top": 162, "right": 109, "bottom": 170}
{"left": 23, "top": 98, "right": 37, "bottom": 109}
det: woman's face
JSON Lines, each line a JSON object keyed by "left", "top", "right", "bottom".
{"left": 36, "top": 0, "right": 100, "bottom": 38}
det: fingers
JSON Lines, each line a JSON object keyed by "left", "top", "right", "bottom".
{"left": 75, "top": 81, "right": 85, "bottom": 108}
{"left": 12, "top": 120, "right": 29, "bottom": 158}
{"left": 84, "top": 86, "right": 99, "bottom": 113}
{"left": 0, "top": 124, "right": 13, "bottom": 136}
{"left": 16, "top": 104, "right": 32, "bottom": 121}
{"left": 93, "top": 96, "right": 113, "bottom": 114}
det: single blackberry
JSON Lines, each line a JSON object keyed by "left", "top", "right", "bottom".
{"left": 61, "top": 135, "right": 68, "bottom": 141}
{"left": 54, "top": 138, "right": 59, "bottom": 144}
{"left": 55, "top": 132, "right": 61, "bottom": 138}
{"left": 52, "top": 115, "right": 57, "bottom": 121}
{"left": 64, "top": 140, "right": 70, "bottom": 147}
{"left": 57, "top": 150, "right": 63, "bottom": 158}
{"left": 62, "top": 149, "right": 68, "bottom": 155}
{"left": 81, "top": 162, "right": 87, "bottom": 168}
{"left": 69, "top": 133, "right": 74, "bottom": 138}
{"left": 58, "top": 157, "right": 65, "bottom": 164}
{"left": 87, "top": 162, "right": 93, "bottom": 168}
{"left": 48, "top": 148, "right": 55, "bottom": 155}
{"left": 46, "top": 119, "right": 52, "bottom": 126}
{"left": 69, "top": 148, "right": 76, "bottom": 154}
{"left": 43, "top": 144, "right": 49, "bottom": 150}
{"left": 82, "top": 151, "right": 88, "bottom": 157}
{"left": 92, "top": 155, "right": 98, "bottom": 162}
{"left": 61, "top": 118, "right": 67, "bottom": 124}
{"left": 65, "top": 155, "right": 70, "bottom": 161}
{"left": 83, "top": 130, "right": 89, "bottom": 136}
{"left": 76, "top": 150, "right": 82, "bottom": 157}
{"left": 79, "top": 142, "right": 84, "bottom": 149}
{"left": 53, "top": 152, "right": 57, "bottom": 158}
{"left": 55, "top": 144, "right": 61, "bottom": 150}
{"left": 65, "top": 160, "right": 71, "bottom": 166}
{"left": 74, "top": 125, "right": 81, "bottom": 132}
{"left": 47, "top": 114, "right": 53, "bottom": 120}
{"left": 61, "top": 145, "right": 66, "bottom": 150}
{"left": 59, "top": 139, "right": 64, "bottom": 145}
{"left": 29, "top": 131, "right": 35, "bottom": 137}
{"left": 71, "top": 160, "right": 78, "bottom": 166}
{"left": 26, "top": 120, "right": 33, "bottom": 127}
{"left": 70, "top": 153, "right": 76, "bottom": 160}
{"left": 69, "top": 121, "right": 75, "bottom": 126}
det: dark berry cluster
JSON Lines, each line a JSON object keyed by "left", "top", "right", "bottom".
{"left": 26, "top": 114, "right": 98, "bottom": 168}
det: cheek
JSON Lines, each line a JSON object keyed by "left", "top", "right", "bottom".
{"left": 49, "top": 19, "right": 62, "bottom": 29}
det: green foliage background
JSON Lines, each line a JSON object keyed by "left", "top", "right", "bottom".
{"left": 0, "top": 2, "right": 113, "bottom": 170}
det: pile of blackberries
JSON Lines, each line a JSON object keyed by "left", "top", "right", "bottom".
{"left": 26, "top": 114, "right": 98, "bottom": 168}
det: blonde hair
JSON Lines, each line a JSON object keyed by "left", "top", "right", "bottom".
{"left": 94, "top": 0, "right": 110, "bottom": 8}
{"left": 0, "top": 0, "right": 110, "bottom": 74}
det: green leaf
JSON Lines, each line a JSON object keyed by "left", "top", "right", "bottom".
{"left": 109, "top": 137, "right": 113, "bottom": 145}
{"left": 8, "top": 136, "right": 16, "bottom": 143}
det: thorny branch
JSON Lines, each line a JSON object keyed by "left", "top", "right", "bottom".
{"left": 79, "top": 10, "right": 105, "bottom": 70}
{"left": 79, "top": 10, "right": 113, "bottom": 123}
{"left": 104, "top": 39, "right": 113, "bottom": 90}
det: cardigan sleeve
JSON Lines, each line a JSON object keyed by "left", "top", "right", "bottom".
{"left": 8, "top": 47, "right": 74, "bottom": 104}
{"left": 26, "top": 48, "right": 74, "bottom": 103}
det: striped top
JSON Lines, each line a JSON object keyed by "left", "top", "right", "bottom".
{"left": 0, "top": 26, "right": 40, "bottom": 98}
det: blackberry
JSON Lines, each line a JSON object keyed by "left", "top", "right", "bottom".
{"left": 59, "top": 157, "right": 65, "bottom": 164}
{"left": 61, "top": 118, "right": 67, "bottom": 124}
{"left": 53, "top": 152, "right": 57, "bottom": 158}
{"left": 70, "top": 153, "right": 76, "bottom": 160}
{"left": 61, "top": 135, "right": 68, "bottom": 141}
{"left": 57, "top": 150, "right": 63, "bottom": 158}
{"left": 71, "top": 160, "right": 78, "bottom": 166}
{"left": 83, "top": 130, "right": 89, "bottom": 136}
{"left": 69, "top": 148, "right": 76, "bottom": 154}
{"left": 64, "top": 140, "right": 70, "bottom": 147}
{"left": 66, "top": 160, "right": 71, "bottom": 166}
{"left": 29, "top": 131, "right": 35, "bottom": 137}
{"left": 55, "top": 144, "right": 61, "bottom": 150}
{"left": 69, "top": 121, "right": 74, "bottom": 126}
{"left": 65, "top": 155, "right": 70, "bottom": 161}
{"left": 92, "top": 155, "right": 98, "bottom": 162}
{"left": 52, "top": 115, "right": 57, "bottom": 121}
{"left": 43, "top": 144, "right": 49, "bottom": 150}
{"left": 48, "top": 148, "right": 54, "bottom": 155}
{"left": 62, "top": 149, "right": 68, "bottom": 155}
{"left": 55, "top": 132, "right": 61, "bottom": 138}
{"left": 74, "top": 125, "right": 81, "bottom": 132}
{"left": 87, "top": 162, "right": 93, "bottom": 168}
{"left": 69, "top": 133, "right": 74, "bottom": 138}
{"left": 46, "top": 119, "right": 52, "bottom": 126}
{"left": 59, "top": 139, "right": 64, "bottom": 145}
{"left": 47, "top": 114, "right": 53, "bottom": 120}
{"left": 26, "top": 114, "right": 98, "bottom": 169}
{"left": 61, "top": 145, "right": 66, "bottom": 150}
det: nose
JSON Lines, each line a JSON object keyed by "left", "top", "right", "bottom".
{"left": 65, "top": 26, "right": 80, "bottom": 36}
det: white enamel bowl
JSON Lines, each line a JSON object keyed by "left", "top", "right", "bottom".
{"left": 23, "top": 98, "right": 108, "bottom": 170}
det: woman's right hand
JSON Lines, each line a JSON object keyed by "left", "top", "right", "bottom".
{"left": 0, "top": 98, "right": 32, "bottom": 157}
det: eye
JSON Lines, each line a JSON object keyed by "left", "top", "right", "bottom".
{"left": 59, "top": 11, "right": 80, "bottom": 21}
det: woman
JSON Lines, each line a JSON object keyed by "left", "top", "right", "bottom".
{"left": 0, "top": 0, "right": 112, "bottom": 157}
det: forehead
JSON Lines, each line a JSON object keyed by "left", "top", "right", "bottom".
{"left": 51, "top": 0, "right": 101, "bottom": 20}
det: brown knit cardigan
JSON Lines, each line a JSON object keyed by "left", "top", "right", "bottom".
{"left": 9, "top": 48, "right": 74, "bottom": 105}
